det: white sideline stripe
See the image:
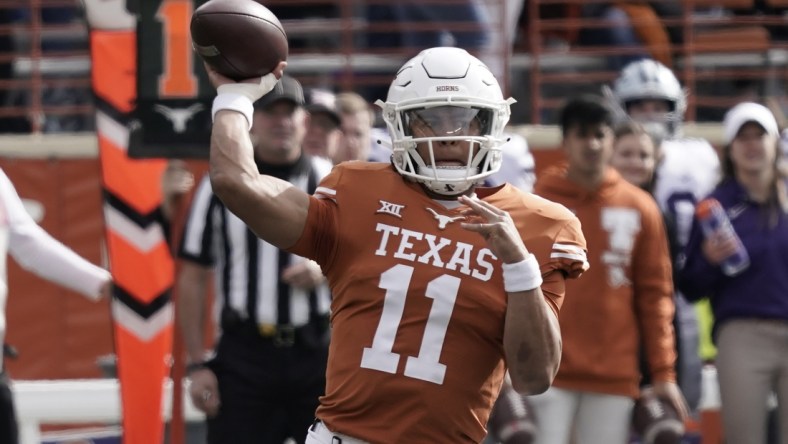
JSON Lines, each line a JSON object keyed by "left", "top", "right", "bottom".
{"left": 111, "top": 299, "right": 173, "bottom": 341}
{"left": 104, "top": 204, "right": 166, "bottom": 252}
{"left": 96, "top": 111, "right": 128, "bottom": 151}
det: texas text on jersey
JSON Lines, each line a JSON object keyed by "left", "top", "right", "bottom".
{"left": 288, "top": 162, "right": 588, "bottom": 443}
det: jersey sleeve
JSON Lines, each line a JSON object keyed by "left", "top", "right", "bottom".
{"left": 548, "top": 217, "right": 589, "bottom": 279}
{"left": 287, "top": 166, "right": 342, "bottom": 270}
{"left": 540, "top": 216, "right": 589, "bottom": 315}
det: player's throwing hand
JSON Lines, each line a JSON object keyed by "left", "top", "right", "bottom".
{"left": 459, "top": 195, "right": 529, "bottom": 264}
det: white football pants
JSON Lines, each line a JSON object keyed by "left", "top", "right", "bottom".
{"left": 305, "top": 420, "right": 369, "bottom": 444}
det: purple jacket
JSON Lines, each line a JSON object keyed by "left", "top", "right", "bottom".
{"left": 677, "top": 179, "right": 788, "bottom": 336}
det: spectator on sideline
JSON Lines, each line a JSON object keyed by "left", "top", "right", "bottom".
{"left": 677, "top": 102, "right": 787, "bottom": 444}
{"left": 531, "top": 95, "right": 687, "bottom": 444}
{"left": 178, "top": 75, "right": 333, "bottom": 444}
{"left": 0, "top": 168, "right": 111, "bottom": 444}
{"left": 605, "top": 58, "right": 719, "bottom": 413}
{"left": 609, "top": 121, "right": 662, "bottom": 193}
{"left": 302, "top": 88, "right": 342, "bottom": 161}
{"left": 204, "top": 47, "right": 588, "bottom": 443}
{"left": 332, "top": 92, "right": 378, "bottom": 163}
{"left": 779, "top": 128, "right": 788, "bottom": 172}
{"left": 486, "top": 132, "right": 537, "bottom": 193}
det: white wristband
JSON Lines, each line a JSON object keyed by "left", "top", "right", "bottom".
{"left": 212, "top": 93, "right": 254, "bottom": 130}
{"left": 211, "top": 73, "right": 280, "bottom": 131}
{"left": 502, "top": 255, "right": 542, "bottom": 292}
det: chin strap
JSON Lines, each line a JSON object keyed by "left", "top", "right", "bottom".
{"left": 417, "top": 165, "right": 479, "bottom": 196}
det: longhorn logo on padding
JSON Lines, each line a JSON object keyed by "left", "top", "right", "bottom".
{"left": 154, "top": 103, "right": 204, "bottom": 133}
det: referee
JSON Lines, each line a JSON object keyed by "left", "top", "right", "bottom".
{"left": 177, "top": 76, "right": 333, "bottom": 444}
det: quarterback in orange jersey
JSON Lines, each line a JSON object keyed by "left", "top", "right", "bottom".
{"left": 205, "top": 47, "right": 588, "bottom": 443}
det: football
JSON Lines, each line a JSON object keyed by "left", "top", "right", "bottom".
{"left": 632, "top": 391, "right": 684, "bottom": 444}
{"left": 190, "top": 0, "right": 288, "bottom": 80}
{"left": 487, "top": 384, "right": 537, "bottom": 444}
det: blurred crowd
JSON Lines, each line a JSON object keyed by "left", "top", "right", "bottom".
{"left": 0, "top": 1, "right": 786, "bottom": 133}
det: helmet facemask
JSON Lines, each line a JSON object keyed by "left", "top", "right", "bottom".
{"left": 389, "top": 105, "right": 503, "bottom": 195}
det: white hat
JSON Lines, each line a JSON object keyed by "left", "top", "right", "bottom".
{"left": 723, "top": 102, "right": 779, "bottom": 145}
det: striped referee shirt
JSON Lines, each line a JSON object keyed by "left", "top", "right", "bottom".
{"left": 179, "top": 155, "right": 333, "bottom": 328}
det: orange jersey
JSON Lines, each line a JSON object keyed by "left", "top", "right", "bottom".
{"left": 535, "top": 165, "right": 676, "bottom": 399}
{"left": 289, "top": 163, "right": 587, "bottom": 443}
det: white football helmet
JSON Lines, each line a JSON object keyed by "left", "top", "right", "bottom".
{"left": 603, "top": 59, "right": 687, "bottom": 138}
{"left": 376, "top": 47, "right": 515, "bottom": 196}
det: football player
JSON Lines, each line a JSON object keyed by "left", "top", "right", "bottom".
{"left": 604, "top": 59, "right": 720, "bottom": 414}
{"left": 486, "top": 132, "right": 537, "bottom": 193}
{"left": 205, "top": 47, "right": 589, "bottom": 443}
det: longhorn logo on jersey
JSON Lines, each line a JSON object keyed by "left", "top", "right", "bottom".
{"left": 426, "top": 207, "right": 465, "bottom": 230}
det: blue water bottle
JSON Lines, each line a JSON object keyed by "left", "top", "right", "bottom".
{"left": 695, "top": 198, "right": 750, "bottom": 276}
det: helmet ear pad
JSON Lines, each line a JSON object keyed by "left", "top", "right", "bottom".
{"left": 377, "top": 47, "right": 514, "bottom": 196}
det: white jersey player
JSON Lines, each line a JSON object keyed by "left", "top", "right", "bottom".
{"left": 605, "top": 59, "right": 720, "bottom": 412}
{"left": 605, "top": 59, "right": 720, "bottom": 244}
{"left": 653, "top": 138, "right": 719, "bottom": 246}
{"left": 486, "top": 132, "right": 536, "bottom": 193}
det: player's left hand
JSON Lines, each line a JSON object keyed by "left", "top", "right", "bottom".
{"left": 281, "top": 260, "right": 325, "bottom": 290}
{"left": 458, "top": 195, "right": 529, "bottom": 264}
{"left": 651, "top": 380, "right": 689, "bottom": 421}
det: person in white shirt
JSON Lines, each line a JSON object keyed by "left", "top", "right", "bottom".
{"left": 486, "top": 132, "right": 536, "bottom": 193}
{"left": 0, "top": 168, "right": 111, "bottom": 444}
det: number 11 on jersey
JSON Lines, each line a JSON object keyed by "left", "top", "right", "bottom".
{"left": 360, "top": 264, "right": 460, "bottom": 385}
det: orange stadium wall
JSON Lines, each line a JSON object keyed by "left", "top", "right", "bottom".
{"left": 0, "top": 158, "right": 112, "bottom": 380}
{"left": 0, "top": 158, "right": 212, "bottom": 381}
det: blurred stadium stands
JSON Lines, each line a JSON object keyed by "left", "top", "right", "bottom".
{"left": 0, "top": 0, "right": 784, "bottom": 135}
